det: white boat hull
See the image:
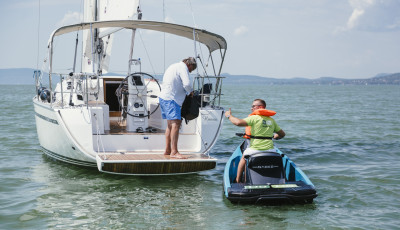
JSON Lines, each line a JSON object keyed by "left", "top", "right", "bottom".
{"left": 33, "top": 97, "right": 223, "bottom": 174}
{"left": 34, "top": 99, "right": 97, "bottom": 166}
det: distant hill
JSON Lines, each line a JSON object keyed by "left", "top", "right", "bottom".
{"left": 222, "top": 73, "right": 400, "bottom": 85}
{"left": 1, "top": 68, "right": 399, "bottom": 85}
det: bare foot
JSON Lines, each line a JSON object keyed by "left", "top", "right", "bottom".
{"left": 170, "top": 153, "right": 187, "bottom": 159}
{"left": 164, "top": 148, "right": 171, "bottom": 155}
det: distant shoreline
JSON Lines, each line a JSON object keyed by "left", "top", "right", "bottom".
{"left": 222, "top": 73, "right": 400, "bottom": 85}
{"left": 1, "top": 68, "right": 399, "bottom": 85}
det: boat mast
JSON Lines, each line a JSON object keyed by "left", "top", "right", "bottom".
{"left": 69, "top": 33, "right": 79, "bottom": 106}
{"left": 94, "top": 0, "right": 103, "bottom": 76}
{"left": 128, "top": 6, "right": 142, "bottom": 76}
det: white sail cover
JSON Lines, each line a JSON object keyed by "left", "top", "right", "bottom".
{"left": 82, "top": 0, "right": 140, "bottom": 74}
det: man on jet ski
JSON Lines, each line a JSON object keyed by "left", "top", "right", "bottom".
{"left": 225, "top": 99, "right": 286, "bottom": 183}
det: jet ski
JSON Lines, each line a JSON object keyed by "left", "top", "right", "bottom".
{"left": 223, "top": 137, "right": 317, "bottom": 204}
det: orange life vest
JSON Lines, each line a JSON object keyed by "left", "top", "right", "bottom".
{"left": 244, "top": 109, "right": 276, "bottom": 139}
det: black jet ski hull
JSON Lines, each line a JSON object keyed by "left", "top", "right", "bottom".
{"left": 223, "top": 142, "right": 317, "bottom": 204}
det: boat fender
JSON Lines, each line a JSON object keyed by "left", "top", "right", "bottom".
{"left": 39, "top": 89, "right": 51, "bottom": 103}
{"left": 244, "top": 109, "right": 276, "bottom": 139}
{"left": 37, "top": 87, "right": 47, "bottom": 96}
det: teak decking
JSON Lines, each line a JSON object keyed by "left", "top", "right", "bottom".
{"left": 97, "top": 153, "right": 217, "bottom": 175}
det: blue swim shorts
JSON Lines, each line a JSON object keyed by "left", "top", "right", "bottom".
{"left": 159, "top": 98, "right": 181, "bottom": 120}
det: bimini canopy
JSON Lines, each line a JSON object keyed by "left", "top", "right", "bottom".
{"left": 49, "top": 20, "right": 227, "bottom": 53}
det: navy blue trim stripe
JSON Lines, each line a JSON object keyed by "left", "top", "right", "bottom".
{"left": 35, "top": 112, "right": 59, "bottom": 125}
{"left": 41, "top": 146, "right": 97, "bottom": 168}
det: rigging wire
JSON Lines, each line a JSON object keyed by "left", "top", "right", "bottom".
{"left": 34, "top": 0, "right": 44, "bottom": 93}
{"left": 163, "top": 0, "right": 166, "bottom": 72}
{"left": 186, "top": 0, "right": 208, "bottom": 87}
{"left": 36, "top": 0, "right": 41, "bottom": 71}
{"left": 188, "top": 0, "right": 211, "bottom": 100}
{"left": 187, "top": 0, "right": 197, "bottom": 28}
{"left": 79, "top": 0, "right": 84, "bottom": 22}
{"left": 138, "top": 30, "right": 157, "bottom": 77}
{"left": 188, "top": 0, "right": 200, "bottom": 78}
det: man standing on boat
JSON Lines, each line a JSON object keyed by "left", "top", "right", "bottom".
{"left": 159, "top": 57, "right": 197, "bottom": 159}
{"left": 225, "top": 99, "right": 286, "bottom": 182}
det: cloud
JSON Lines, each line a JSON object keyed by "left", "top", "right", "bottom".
{"left": 234, "top": 26, "right": 248, "bottom": 36}
{"left": 57, "top": 11, "right": 82, "bottom": 27}
{"left": 346, "top": 8, "right": 365, "bottom": 30}
{"left": 335, "top": 0, "right": 374, "bottom": 32}
{"left": 337, "top": 0, "right": 400, "bottom": 32}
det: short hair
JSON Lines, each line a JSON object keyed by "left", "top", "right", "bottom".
{"left": 253, "top": 99, "right": 266, "bottom": 108}
{"left": 182, "top": 57, "right": 197, "bottom": 70}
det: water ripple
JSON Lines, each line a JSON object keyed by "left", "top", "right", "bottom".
{"left": 1, "top": 85, "right": 399, "bottom": 229}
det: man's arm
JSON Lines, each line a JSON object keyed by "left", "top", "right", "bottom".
{"left": 274, "top": 129, "right": 286, "bottom": 140}
{"left": 225, "top": 108, "right": 248, "bottom": 127}
{"left": 180, "top": 63, "right": 193, "bottom": 95}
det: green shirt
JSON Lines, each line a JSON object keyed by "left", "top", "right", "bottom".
{"left": 243, "top": 115, "right": 281, "bottom": 150}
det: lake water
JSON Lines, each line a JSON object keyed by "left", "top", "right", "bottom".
{"left": 0, "top": 84, "right": 399, "bottom": 229}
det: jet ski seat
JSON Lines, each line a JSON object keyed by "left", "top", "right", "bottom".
{"left": 245, "top": 152, "right": 286, "bottom": 185}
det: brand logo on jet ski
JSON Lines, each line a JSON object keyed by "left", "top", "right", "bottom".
{"left": 252, "top": 165, "right": 279, "bottom": 169}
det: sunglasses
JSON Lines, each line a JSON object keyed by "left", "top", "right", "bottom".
{"left": 251, "top": 104, "right": 263, "bottom": 108}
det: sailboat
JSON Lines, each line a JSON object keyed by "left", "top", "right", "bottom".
{"left": 33, "top": 0, "right": 227, "bottom": 175}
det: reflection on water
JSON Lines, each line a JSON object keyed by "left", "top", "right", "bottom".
{"left": 32, "top": 157, "right": 223, "bottom": 228}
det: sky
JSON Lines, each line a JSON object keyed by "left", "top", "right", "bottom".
{"left": 0, "top": 0, "right": 399, "bottom": 79}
